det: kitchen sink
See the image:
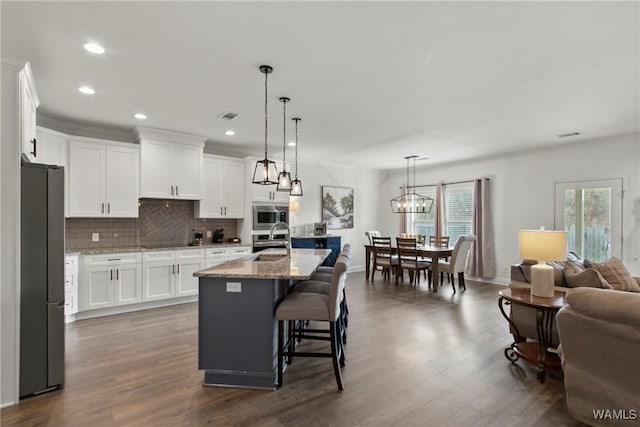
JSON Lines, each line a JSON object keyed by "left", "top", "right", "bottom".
{"left": 252, "top": 254, "right": 287, "bottom": 262}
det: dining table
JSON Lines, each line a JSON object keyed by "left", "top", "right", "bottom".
{"left": 364, "top": 244, "right": 454, "bottom": 293}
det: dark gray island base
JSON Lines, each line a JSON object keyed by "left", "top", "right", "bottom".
{"left": 195, "top": 248, "right": 331, "bottom": 389}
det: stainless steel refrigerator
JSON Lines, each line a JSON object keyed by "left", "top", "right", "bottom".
{"left": 20, "top": 162, "right": 65, "bottom": 397}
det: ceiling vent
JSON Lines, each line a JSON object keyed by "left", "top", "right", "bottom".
{"left": 218, "top": 112, "right": 238, "bottom": 120}
{"left": 557, "top": 132, "right": 581, "bottom": 138}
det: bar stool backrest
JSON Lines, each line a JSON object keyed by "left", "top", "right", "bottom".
{"left": 329, "top": 256, "right": 349, "bottom": 321}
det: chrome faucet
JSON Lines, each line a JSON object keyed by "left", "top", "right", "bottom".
{"left": 269, "top": 221, "right": 291, "bottom": 256}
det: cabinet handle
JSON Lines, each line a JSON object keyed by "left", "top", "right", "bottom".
{"left": 31, "top": 138, "right": 37, "bottom": 157}
{"left": 176, "top": 185, "right": 179, "bottom": 197}
{"left": 224, "top": 207, "right": 227, "bottom": 216}
{"left": 116, "top": 269, "right": 119, "bottom": 280}
{"left": 102, "top": 202, "right": 105, "bottom": 214}
{"left": 177, "top": 264, "right": 180, "bottom": 274}
{"left": 110, "top": 269, "right": 113, "bottom": 280}
{"left": 172, "top": 264, "right": 175, "bottom": 274}
{"left": 170, "top": 185, "right": 175, "bottom": 196}
{"left": 107, "top": 203, "right": 111, "bottom": 214}
{"left": 220, "top": 207, "right": 223, "bottom": 215}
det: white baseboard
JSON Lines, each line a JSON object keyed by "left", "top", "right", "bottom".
{"left": 73, "top": 296, "right": 198, "bottom": 321}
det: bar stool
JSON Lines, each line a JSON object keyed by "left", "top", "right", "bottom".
{"left": 276, "top": 256, "right": 349, "bottom": 390}
{"left": 298, "top": 244, "right": 351, "bottom": 336}
{"left": 314, "top": 243, "right": 352, "bottom": 275}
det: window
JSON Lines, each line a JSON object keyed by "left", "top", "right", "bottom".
{"left": 554, "top": 179, "right": 622, "bottom": 261}
{"left": 444, "top": 185, "right": 473, "bottom": 244}
{"left": 410, "top": 188, "right": 436, "bottom": 238}
{"left": 408, "top": 184, "right": 473, "bottom": 244}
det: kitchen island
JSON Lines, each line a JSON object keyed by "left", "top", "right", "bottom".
{"left": 194, "top": 248, "right": 331, "bottom": 389}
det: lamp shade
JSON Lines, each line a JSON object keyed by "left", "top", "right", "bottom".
{"left": 518, "top": 230, "right": 567, "bottom": 261}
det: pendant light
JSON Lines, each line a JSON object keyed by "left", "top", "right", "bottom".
{"left": 252, "top": 65, "right": 279, "bottom": 185}
{"left": 276, "top": 97, "right": 292, "bottom": 191}
{"left": 390, "top": 155, "right": 433, "bottom": 213}
{"left": 290, "top": 117, "right": 303, "bottom": 196}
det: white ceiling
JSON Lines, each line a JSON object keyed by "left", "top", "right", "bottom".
{"left": 2, "top": 1, "right": 638, "bottom": 170}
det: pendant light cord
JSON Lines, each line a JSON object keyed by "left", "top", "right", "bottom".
{"left": 282, "top": 99, "right": 287, "bottom": 169}
{"left": 294, "top": 118, "right": 299, "bottom": 178}
{"left": 264, "top": 70, "right": 269, "bottom": 159}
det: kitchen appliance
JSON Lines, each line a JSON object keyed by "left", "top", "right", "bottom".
{"left": 228, "top": 237, "right": 241, "bottom": 243}
{"left": 212, "top": 228, "right": 224, "bottom": 243}
{"left": 314, "top": 222, "right": 327, "bottom": 236}
{"left": 252, "top": 232, "right": 288, "bottom": 253}
{"left": 20, "top": 162, "right": 65, "bottom": 397}
{"left": 253, "top": 205, "right": 289, "bottom": 230}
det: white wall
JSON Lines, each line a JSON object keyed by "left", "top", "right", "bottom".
{"left": 288, "top": 161, "right": 383, "bottom": 272}
{"left": 377, "top": 133, "right": 640, "bottom": 283}
{"left": 1, "top": 57, "right": 23, "bottom": 407}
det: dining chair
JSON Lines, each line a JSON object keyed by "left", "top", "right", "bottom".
{"left": 365, "top": 230, "right": 381, "bottom": 245}
{"left": 428, "top": 234, "right": 476, "bottom": 293}
{"left": 396, "top": 237, "right": 430, "bottom": 286}
{"left": 371, "top": 236, "right": 397, "bottom": 281}
{"left": 429, "top": 235, "right": 449, "bottom": 247}
{"left": 428, "top": 235, "right": 450, "bottom": 281}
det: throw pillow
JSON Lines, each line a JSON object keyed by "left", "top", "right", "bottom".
{"left": 547, "top": 261, "right": 566, "bottom": 286}
{"left": 563, "top": 264, "right": 612, "bottom": 289}
{"left": 584, "top": 257, "right": 640, "bottom": 292}
{"left": 567, "top": 251, "right": 585, "bottom": 268}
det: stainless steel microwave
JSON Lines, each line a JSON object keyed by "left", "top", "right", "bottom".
{"left": 253, "top": 205, "right": 289, "bottom": 230}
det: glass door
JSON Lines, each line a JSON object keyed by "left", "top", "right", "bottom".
{"left": 554, "top": 179, "right": 623, "bottom": 261}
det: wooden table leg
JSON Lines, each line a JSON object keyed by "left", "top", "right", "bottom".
{"left": 431, "top": 257, "right": 439, "bottom": 292}
{"left": 365, "top": 246, "right": 371, "bottom": 280}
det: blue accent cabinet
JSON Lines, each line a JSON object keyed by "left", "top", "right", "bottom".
{"left": 291, "top": 236, "right": 341, "bottom": 266}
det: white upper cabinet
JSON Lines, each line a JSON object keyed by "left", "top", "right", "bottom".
{"left": 18, "top": 62, "right": 40, "bottom": 163}
{"left": 68, "top": 137, "right": 139, "bottom": 218}
{"left": 136, "top": 126, "right": 205, "bottom": 200}
{"left": 196, "top": 155, "right": 245, "bottom": 218}
{"left": 36, "top": 127, "right": 69, "bottom": 216}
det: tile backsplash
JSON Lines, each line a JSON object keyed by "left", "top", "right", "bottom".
{"left": 66, "top": 199, "right": 239, "bottom": 250}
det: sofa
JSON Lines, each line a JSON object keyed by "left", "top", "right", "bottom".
{"left": 556, "top": 288, "right": 640, "bottom": 426}
{"left": 508, "top": 253, "right": 640, "bottom": 347}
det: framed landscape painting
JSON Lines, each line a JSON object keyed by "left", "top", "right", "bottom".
{"left": 322, "top": 186, "right": 354, "bottom": 229}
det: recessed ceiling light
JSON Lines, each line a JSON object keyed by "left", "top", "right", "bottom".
{"left": 84, "top": 43, "right": 105, "bottom": 54}
{"left": 134, "top": 113, "right": 147, "bottom": 120}
{"left": 287, "top": 141, "right": 296, "bottom": 147}
{"left": 78, "top": 86, "right": 95, "bottom": 95}
{"left": 224, "top": 130, "right": 235, "bottom": 136}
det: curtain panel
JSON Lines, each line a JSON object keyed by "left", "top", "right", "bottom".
{"left": 467, "top": 178, "right": 496, "bottom": 278}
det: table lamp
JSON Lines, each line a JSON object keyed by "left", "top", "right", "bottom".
{"left": 518, "top": 229, "right": 567, "bottom": 297}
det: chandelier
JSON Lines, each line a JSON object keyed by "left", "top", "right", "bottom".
{"left": 390, "top": 155, "right": 434, "bottom": 213}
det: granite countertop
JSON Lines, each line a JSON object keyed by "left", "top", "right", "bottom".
{"left": 69, "top": 242, "right": 248, "bottom": 255}
{"left": 194, "top": 248, "right": 332, "bottom": 280}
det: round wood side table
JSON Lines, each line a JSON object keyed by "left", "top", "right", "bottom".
{"left": 498, "top": 287, "right": 566, "bottom": 383}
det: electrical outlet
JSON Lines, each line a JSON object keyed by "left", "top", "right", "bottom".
{"left": 92, "top": 233, "right": 99, "bottom": 242}
{"left": 206, "top": 230, "right": 212, "bottom": 238}
{"left": 226, "top": 282, "right": 241, "bottom": 293}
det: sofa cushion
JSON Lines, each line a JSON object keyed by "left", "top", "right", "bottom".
{"left": 584, "top": 257, "right": 640, "bottom": 293}
{"left": 563, "top": 262, "right": 612, "bottom": 289}
{"left": 564, "top": 287, "right": 640, "bottom": 326}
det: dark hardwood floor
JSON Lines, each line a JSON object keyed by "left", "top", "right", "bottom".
{"left": 2, "top": 272, "right": 587, "bottom": 426}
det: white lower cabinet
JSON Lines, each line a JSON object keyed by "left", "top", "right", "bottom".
{"left": 142, "top": 249, "right": 204, "bottom": 301}
{"left": 64, "top": 254, "right": 79, "bottom": 320}
{"left": 205, "top": 246, "right": 251, "bottom": 268}
{"left": 79, "top": 253, "right": 142, "bottom": 311}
